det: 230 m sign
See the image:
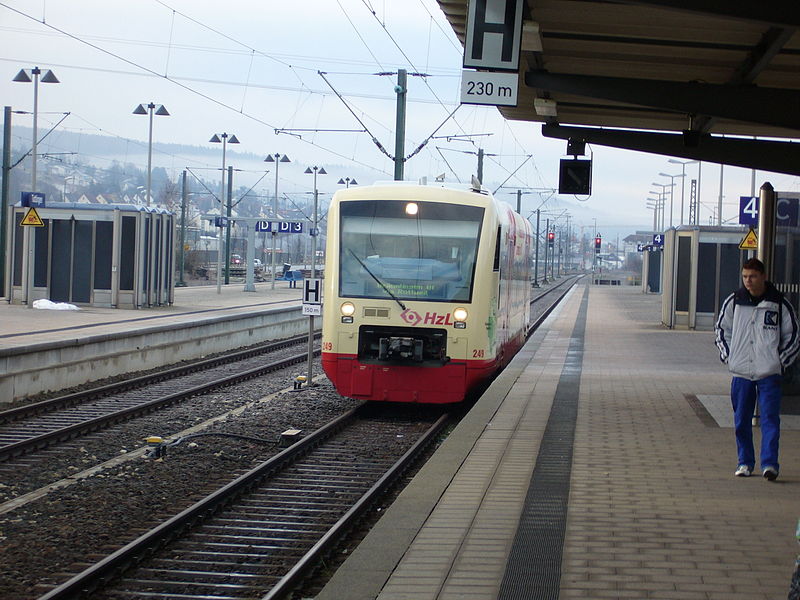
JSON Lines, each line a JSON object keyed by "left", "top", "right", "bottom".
{"left": 460, "top": 70, "right": 518, "bottom": 107}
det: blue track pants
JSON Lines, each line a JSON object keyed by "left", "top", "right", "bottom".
{"left": 731, "top": 374, "right": 782, "bottom": 471}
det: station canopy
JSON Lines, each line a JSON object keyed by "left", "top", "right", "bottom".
{"left": 437, "top": 0, "right": 800, "bottom": 175}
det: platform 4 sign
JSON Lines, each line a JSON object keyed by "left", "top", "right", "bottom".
{"left": 739, "top": 195, "right": 799, "bottom": 227}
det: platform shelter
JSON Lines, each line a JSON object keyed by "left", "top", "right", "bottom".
{"left": 660, "top": 224, "right": 800, "bottom": 330}
{"left": 7, "top": 203, "right": 175, "bottom": 308}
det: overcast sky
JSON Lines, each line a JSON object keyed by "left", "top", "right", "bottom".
{"left": 2, "top": 0, "right": 798, "bottom": 235}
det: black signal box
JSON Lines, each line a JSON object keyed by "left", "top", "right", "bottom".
{"left": 558, "top": 158, "right": 592, "bottom": 195}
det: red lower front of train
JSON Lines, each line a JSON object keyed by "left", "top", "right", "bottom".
{"left": 322, "top": 353, "right": 499, "bottom": 404}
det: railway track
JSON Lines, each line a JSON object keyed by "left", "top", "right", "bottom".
{"left": 0, "top": 334, "right": 319, "bottom": 462}
{"left": 38, "top": 405, "right": 449, "bottom": 600}
{"left": 0, "top": 277, "right": 576, "bottom": 464}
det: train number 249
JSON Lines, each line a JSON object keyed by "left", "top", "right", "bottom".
{"left": 472, "top": 349, "right": 485, "bottom": 358}
{"left": 322, "top": 342, "right": 333, "bottom": 351}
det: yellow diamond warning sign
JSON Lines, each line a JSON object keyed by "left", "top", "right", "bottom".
{"left": 739, "top": 228, "right": 758, "bottom": 250}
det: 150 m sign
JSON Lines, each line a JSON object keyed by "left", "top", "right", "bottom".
{"left": 460, "top": 70, "right": 518, "bottom": 107}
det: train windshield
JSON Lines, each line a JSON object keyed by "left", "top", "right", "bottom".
{"left": 338, "top": 200, "right": 484, "bottom": 302}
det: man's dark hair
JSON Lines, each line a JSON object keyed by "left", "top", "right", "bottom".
{"left": 743, "top": 258, "right": 765, "bottom": 273}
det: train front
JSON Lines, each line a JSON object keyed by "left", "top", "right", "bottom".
{"left": 321, "top": 185, "right": 494, "bottom": 404}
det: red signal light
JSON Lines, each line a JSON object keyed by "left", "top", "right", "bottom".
{"left": 594, "top": 236, "right": 602, "bottom": 248}
{"left": 547, "top": 232, "right": 555, "bottom": 241}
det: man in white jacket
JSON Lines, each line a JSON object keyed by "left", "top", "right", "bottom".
{"left": 715, "top": 258, "right": 799, "bottom": 480}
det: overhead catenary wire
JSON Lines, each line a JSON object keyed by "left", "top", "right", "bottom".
{"left": 358, "top": 0, "right": 474, "bottom": 144}
{"left": 0, "top": 2, "right": 391, "bottom": 175}
{"left": 318, "top": 70, "right": 394, "bottom": 160}
{"left": 11, "top": 111, "right": 71, "bottom": 169}
{"left": 493, "top": 155, "right": 534, "bottom": 194}
{"left": 335, "top": 0, "right": 387, "bottom": 73}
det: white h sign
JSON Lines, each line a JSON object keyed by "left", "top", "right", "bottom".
{"left": 464, "top": 0, "right": 523, "bottom": 71}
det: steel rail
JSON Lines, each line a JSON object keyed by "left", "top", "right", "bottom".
{"left": 0, "top": 348, "right": 319, "bottom": 462}
{"left": 263, "top": 412, "right": 450, "bottom": 600}
{"left": 36, "top": 407, "right": 449, "bottom": 600}
{"left": 36, "top": 407, "right": 359, "bottom": 600}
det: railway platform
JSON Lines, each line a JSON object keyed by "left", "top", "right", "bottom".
{"left": 318, "top": 282, "right": 800, "bottom": 600}
{"left": 0, "top": 283, "right": 306, "bottom": 404}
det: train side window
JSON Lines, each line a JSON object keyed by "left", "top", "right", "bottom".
{"left": 493, "top": 227, "right": 501, "bottom": 271}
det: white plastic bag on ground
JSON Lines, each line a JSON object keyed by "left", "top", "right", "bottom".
{"left": 32, "top": 299, "right": 80, "bottom": 311}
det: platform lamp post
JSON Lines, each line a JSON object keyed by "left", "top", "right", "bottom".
{"left": 658, "top": 172, "right": 684, "bottom": 229}
{"left": 304, "top": 165, "right": 326, "bottom": 387}
{"left": 337, "top": 177, "right": 358, "bottom": 189}
{"left": 176, "top": 170, "right": 188, "bottom": 287}
{"left": 133, "top": 103, "right": 169, "bottom": 207}
{"left": 1, "top": 106, "right": 10, "bottom": 299}
{"left": 651, "top": 183, "right": 672, "bottom": 231}
{"left": 646, "top": 197, "right": 660, "bottom": 231}
{"left": 13, "top": 67, "right": 59, "bottom": 307}
{"left": 264, "top": 153, "right": 290, "bottom": 289}
{"left": 209, "top": 132, "right": 239, "bottom": 294}
{"left": 668, "top": 159, "right": 699, "bottom": 225}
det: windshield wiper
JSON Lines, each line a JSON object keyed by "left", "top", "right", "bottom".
{"left": 349, "top": 250, "right": 407, "bottom": 311}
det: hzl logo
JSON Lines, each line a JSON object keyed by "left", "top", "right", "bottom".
{"left": 400, "top": 309, "right": 454, "bottom": 326}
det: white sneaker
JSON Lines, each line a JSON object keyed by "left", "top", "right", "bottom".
{"left": 734, "top": 465, "right": 752, "bottom": 477}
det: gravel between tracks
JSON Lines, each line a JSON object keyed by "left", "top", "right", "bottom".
{"left": 0, "top": 359, "right": 359, "bottom": 600}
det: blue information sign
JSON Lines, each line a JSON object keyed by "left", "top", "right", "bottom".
{"left": 739, "top": 196, "right": 758, "bottom": 225}
{"left": 255, "top": 221, "right": 304, "bottom": 233}
{"left": 777, "top": 197, "right": 799, "bottom": 228}
{"left": 21, "top": 192, "right": 46, "bottom": 208}
{"left": 214, "top": 216, "right": 229, "bottom": 227}
{"left": 652, "top": 233, "right": 664, "bottom": 246}
{"left": 739, "top": 195, "right": 799, "bottom": 227}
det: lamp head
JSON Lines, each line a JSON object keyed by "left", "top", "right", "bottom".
{"left": 13, "top": 69, "right": 32, "bottom": 83}
{"left": 40, "top": 70, "right": 59, "bottom": 84}
{"left": 133, "top": 104, "right": 148, "bottom": 115}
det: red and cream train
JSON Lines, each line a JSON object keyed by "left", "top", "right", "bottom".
{"left": 321, "top": 182, "right": 531, "bottom": 404}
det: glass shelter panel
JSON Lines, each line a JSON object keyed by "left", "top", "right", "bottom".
{"left": 338, "top": 200, "right": 484, "bottom": 303}
{"left": 696, "top": 242, "right": 717, "bottom": 313}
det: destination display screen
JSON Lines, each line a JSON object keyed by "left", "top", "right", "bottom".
{"left": 338, "top": 200, "right": 484, "bottom": 303}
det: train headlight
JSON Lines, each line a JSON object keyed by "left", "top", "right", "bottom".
{"left": 453, "top": 307, "right": 468, "bottom": 322}
{"left": 405, "top": 202, "right": 418, "bottom": 215}
{"left": 341, "top": 302, "right": 356, "bottom": 316}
